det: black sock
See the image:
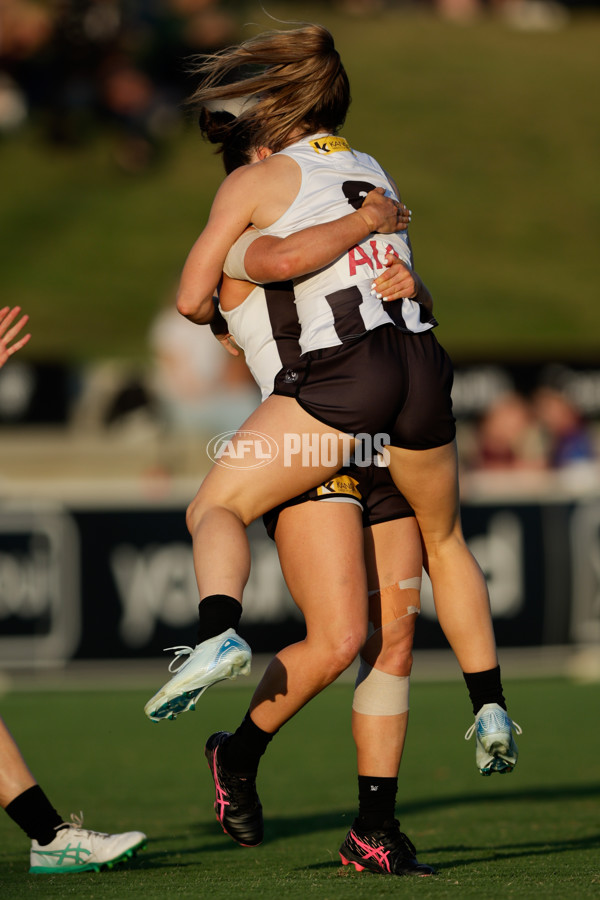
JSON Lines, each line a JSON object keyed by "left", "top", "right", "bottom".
{"left": 221, "top": 711, "right": 276, "bottom": 776}
{"left": 356, "top": 775, "right": 398, "bottom": 831}
{"left": 463, "top": 665, "right": 506, "bottom": 715}
{"left": 197, "top": 594, "right": 242, "bottom": 643}
{"left": 5, "top": 785, "right": 63, "bottom": 845}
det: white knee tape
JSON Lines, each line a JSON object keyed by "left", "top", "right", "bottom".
{"left": 352, "top": 659, "right": 410, "bottom": 716}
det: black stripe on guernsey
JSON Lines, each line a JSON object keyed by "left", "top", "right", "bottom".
{"left": 324, "top": 286, "right": 368, "bottom": 342}
{"left": 263, "top": 281, "right": 302, "bottom": 368}
{"left": 383, "top": 298, "right": 407, "bottom": 331}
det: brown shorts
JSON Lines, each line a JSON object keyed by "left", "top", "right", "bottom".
{"left": 263, "top": 459, "right": 414, "bottom": 541}
{"left": 272, "top": 325, "right": 456, "bottom": 450}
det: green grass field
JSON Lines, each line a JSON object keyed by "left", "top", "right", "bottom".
{"left": 0, "top": 6, "right": 598, "bottom": 363}
{"left": 1, "top": 676, "right": 599, "bottom": 898}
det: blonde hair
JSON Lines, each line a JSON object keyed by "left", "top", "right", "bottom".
{"left": 187, "top": 24, "right": 350, "bottom": 152}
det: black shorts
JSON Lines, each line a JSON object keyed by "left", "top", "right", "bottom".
{"left": 272, "top": 325, "right": 456, "bottom": 450}
{"left": 263, "top": 459, "right": 414, "bottom": 541}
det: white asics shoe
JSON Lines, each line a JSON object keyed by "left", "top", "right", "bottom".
{"left": 465, "top": 703, "right": 522, "bottom": 775}
{"left": 29, "top": 813, "right": 146, "bottom": 874}
{"left": 144, "top": 628, "right": 252, "bottom": 722}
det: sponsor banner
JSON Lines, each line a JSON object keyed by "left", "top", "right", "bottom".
{"left": 0, "top": 505, "right": 80, "bottom": 663}
{"left": 0, "top": 498, "right": 598, "bottom": 665}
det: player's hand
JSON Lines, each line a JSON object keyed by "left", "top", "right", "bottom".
{"left": 371, "top": 253, "right": 417, "bottom": 301}
{"left": 0, "top": 306, "right": 31, "bottom": 368}
{"left": 214, "top": 331, "right": 241, "bottom": 357}
{"left": 360, "top": 188, "right": 411, "bottom": 234}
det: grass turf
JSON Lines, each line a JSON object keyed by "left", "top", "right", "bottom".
{"left": 0, "top": 676, "right": 599, "bottom": 898}
{"left": 0, "top": 8, "right": 598, "bottom": 363}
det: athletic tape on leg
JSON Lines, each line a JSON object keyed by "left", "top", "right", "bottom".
{"left": 365, "top": 578, "right": 421, "bottom": 638}
{"left": 354, "top": 578, "right": 420, "bottom": 714}
{"left": 352, "top": 660, "right": 410, "bottom": 716}
{"left": 368, "top": 575, "right": 421, "bottom": 601}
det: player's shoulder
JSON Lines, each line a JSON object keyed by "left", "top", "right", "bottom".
{"left": 214, "top": 160, "right": 268, "bottom": 205}
{"left": 226, "top": 153, "right": 297, "bottom": 186}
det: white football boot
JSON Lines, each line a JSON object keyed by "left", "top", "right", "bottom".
{"left": 144, "top": 628, "right": 251, "bottom": 722}
{"left": 465, "top": 703, "right": 522, "bottom": 775}
{"left": 30, "top": 813, "right": 146, "bottom": 874}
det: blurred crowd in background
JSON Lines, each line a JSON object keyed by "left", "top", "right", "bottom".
{"left": 0, "top": 0, "right": 242, "bottom": 171}
{"left": 0, "top": 0, "right": 594, "bottom": 170}
{"left": 459, "top": 380, "right": 600, "bottom": 490}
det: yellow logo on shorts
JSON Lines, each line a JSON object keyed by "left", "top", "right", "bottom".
{"left": 309, "top": 136, "right": 351, "bottom": 155}
{"left": 317, "top": 474, "right": 361, "bottom": 500}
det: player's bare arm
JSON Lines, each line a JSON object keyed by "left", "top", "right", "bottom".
{"left": 243, "top": 189, "right": 410, "bottom": 283}
{"left": 176, "top": 156, "right": 301, "bottom": 324}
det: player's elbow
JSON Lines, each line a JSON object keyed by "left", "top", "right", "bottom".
{"left": 176, "top": 289, "right": 208, "bottom": 322}
{"left": 176, "top": 291, "right": 196, "bottom": 318}
{"left": 266, "top": 249, "right": 303, "bottom": 282}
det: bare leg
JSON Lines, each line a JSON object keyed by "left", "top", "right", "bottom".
{"left": 340, "top": 516, "right": 435, "bottom": 876}
{"left": 204, "top": 499, "right": 369, "bottom": 848}
{"left": 386, "top": 440, "right": 498, "bottom": 674}
{"left": 1, "top": 715, "right": 147, "bottom": 864}
{"left": 385, "top": 444, "right": 517, "bottom": 778}
{"left": 186, "top": 395, "right": 354, "bottom": 601}
{"left": 353, "top": 517, "right": 422, "bottom": 778}
{"left": 250, "top": 500, "right": 368, "bottom": 732}
{"left": 1, "top": 715, "right": 64, "bottom": 847}
{"left": 143, "top": 398, "right": 355, "bottom": 724}
{"left": 0, "top": 716, "right": 36, "bottom": 808}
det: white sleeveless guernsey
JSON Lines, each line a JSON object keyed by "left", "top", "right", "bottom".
{"left": 256, "top": 133, "right": 434, "bottom": 354}
{"left": 222, "top": 284, "right": 291, "bottom": 401}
